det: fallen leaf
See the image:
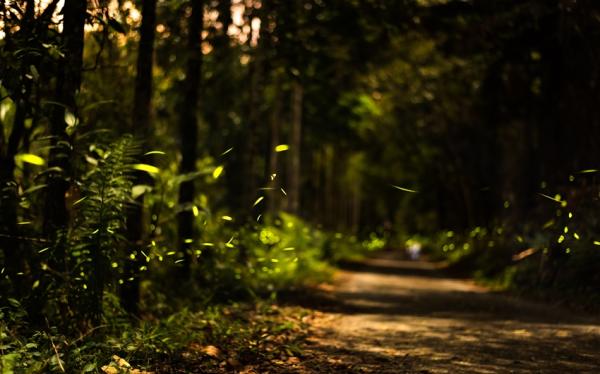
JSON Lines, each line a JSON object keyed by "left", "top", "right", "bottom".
{"left": 112, "top": 355, "right": 131, "bottom": 368}
{"left": 202, "top": 345, "right": 221, "bottom": 358}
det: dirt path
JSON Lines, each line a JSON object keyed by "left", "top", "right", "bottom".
{"left": 284, "top": 252, "right": 600, "bottom": 373}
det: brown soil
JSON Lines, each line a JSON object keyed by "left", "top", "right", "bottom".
{"left": 272, "top": 251, "right": 600, "bottom": 373}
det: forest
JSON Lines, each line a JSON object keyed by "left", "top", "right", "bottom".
{"left": 1, "top": 0, "right": 600, "bottom": 373}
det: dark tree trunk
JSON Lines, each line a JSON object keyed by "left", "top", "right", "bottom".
{"left": 43, "top": 0, "right": 86, "bottom": 272}
{"left": 121, "top": 0, "right": 157, "bottom": 316}
{"left": 266, "top": 77, "right": 283, "bottom": 214}
{"left": 287, "top": 81, "right": 303, "bottom": 215}
{"left": 209, "top": 0, "right": 232, "bottom": 155}
{"left": 177, "top": 0, "right": 204, "bottom": 278}
{"left": 242, "top": 55, "right": 261, "bottom": 214}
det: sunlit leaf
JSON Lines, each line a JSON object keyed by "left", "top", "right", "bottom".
{"left": 213, "top": 165, "right": 224, "bottom": 179}
{"left": 201, "top": 345, "right": 221, "bottom": 358}
{"left": 132, "top": 185, "right": 152, "bottom": 199}
{"left": 65, "top": 111, "right": 77, "bottom": 127}
{"left": 22, "top": 184, "right": 47, "bottom": 195}
{"left": 133, "top": 163, "right": 160, "bottom": 175}
{"left": 275, "top": 144, "right": 290, "bottom": 152}
{"left": 30, "top": 65, "right": 39, "bottom": 81}
{"left": 15, "top": 153, "right": 45, "bottom": 166}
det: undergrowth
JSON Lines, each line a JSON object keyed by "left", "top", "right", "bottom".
{"left": 0, "top": 298, "right": 310, "bottom": 373}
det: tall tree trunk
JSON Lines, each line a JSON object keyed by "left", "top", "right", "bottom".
{"left": 209, "top": 0, "right": 231, "bottom": 154}
{"left": 266, "top": 77, "right": 282, "bottom": 214}
{"left": 177, "top": 0, "right": 203, "bottom": 278}
{"left": 287, "top": 81, "right": 303, "bottom": 215}
{"left": 43, "top": 0, "right": 86, "bottom": 270}
{"left": 121, "top": 0, "right": 157, "bottom": 316}
{"left": 242, "top": 51, "right": 262, "bottom": 214}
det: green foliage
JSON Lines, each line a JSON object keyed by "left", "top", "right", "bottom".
{"left": 66, "top": 135, "right": 139, "bottom": 322}
{"left": 425, "top": 175, "right": 600, "bottom": 309}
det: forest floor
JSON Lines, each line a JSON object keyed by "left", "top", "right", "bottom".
{"left": 261, "top": 251, "right": 600, "bottom": 373}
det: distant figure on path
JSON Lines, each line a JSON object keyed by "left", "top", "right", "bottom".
{"left": 406, "top": 240, "right": 422, "bottom": 260}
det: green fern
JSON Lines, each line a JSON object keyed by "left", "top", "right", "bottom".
{"left": 69, "top": 135, "right": 139, "bottom": 324}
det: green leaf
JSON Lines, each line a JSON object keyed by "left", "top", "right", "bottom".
{"left": 65, "top": 111, "right": 77, "bottom": 127}
{"left": 213, "top": 165, "right": 224, "bottom": 179}
{"left": 132, "top": 185, "right": 152, "bottom": 199}
{"left": 22, "top": 184, "right": 47, "bottom": 195}
{"left": 15, "top": 153, "right": 45, "bottom": 166}
{"left": 82, "top": 362, "right": 97, "bottom": 372}
{"left": 30, "top": 65, "right": 39, "bottom": 81}
{"left": 133, "top": 164, "right": 160, "bottom": 175}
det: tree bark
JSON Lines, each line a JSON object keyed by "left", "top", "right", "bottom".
{"left": 287, "top": 81, "right": 303, "bottom": 215}
{"left": 266, "top": 77, "right": 283, "bottom": 214}
{"left": 121, "top": 0, "right": 157, "bottom": 316}
{"left": 177, "top": 0, "right": 204, "bottom": 278}
{"left": 44, "top": 0, "right": 86, "bottom": 270}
